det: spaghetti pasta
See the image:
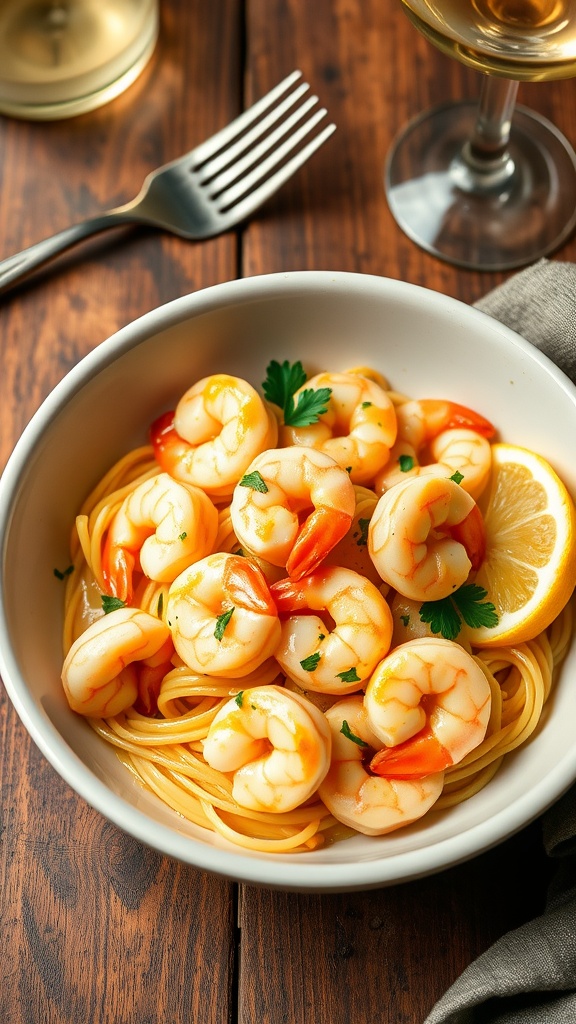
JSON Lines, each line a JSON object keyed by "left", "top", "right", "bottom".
{"left": 60, "top": 364, "right": 574, "bottom": 852}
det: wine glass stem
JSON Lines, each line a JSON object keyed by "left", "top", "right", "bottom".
{"left": 459, "top": 76, "right": 519, "bottom": 187}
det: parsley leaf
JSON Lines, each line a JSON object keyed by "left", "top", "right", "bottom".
{"left": 453, "top": 584, "right": 499, "bottom": 629}
{"left": 419, "top": 597, "right": 462, "bottom": 641}
{"left": 340, "top": 720, "right": 368, "bottom": 747}
{"left": 398, "top": 454, "right": 415, "bottom": 472}
{"left": 355, "top": 517, "right": 370, "bottom": 547}
{"left": 234, "top": 691, "right": 244, "bottom": 707}
{"left": 54, "top": 565, "right": 74, "bottom": 580}
{"left": 239, "top": 470, "right": 268, "bottom": 493}
{"left": 285, "top": 386, "right": 332, "bottom": 427}
{"left": 101, "top": 594, "right": 126, "bottom": 614}
{"left": 337, "top": 667, "right": 361, "bottom": 683}
{"left": 262, "top": 359, "right": 307, "bottom": 409}
{"left": 214, "top": 607, "right": 234, "bottom": 641}
{"left": 419, "top": 584, "right": 498, "bottom": 640}
{"left": 261, "top": 359, "right": 331, "bottom": 427}
{"left": 300, "top": 652, "right": 321, "bottom": 671}
{"left": 450, "top": 470, "right": 464, "bottom": 485}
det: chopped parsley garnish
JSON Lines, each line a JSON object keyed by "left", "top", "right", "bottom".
{"left": 340, "top": 720, "right": 368, "bottom": 747}
{"left": 361, "top": 401, "right": 372, "bottom": 409}
{"left": 262, "top": 359, "right": 331, "bottom": 427}
{"left": 300, "top": 652, "right": 321, "bottom": 672}
{"left": 355, "top": 517, "right": 370, "bottom": 547}
{"left": 450, "top": 470, "right": 464, "bottom": 485}
{"left": 214, "top": 607, "right": 234, "bottom": 641}
{"left": 239, "top": 470, "right": 268, "bottom": 493}
{"left": 53, "top": 565, "right": 74, "bottom": 580}
{"left": 234, "top": 691, "right": 244, "bottom": 707}
{"left": 398, "top": 454, "right": 415, "bottom": 473}
{"left": 400, "top": 614, "right": 410, "bottom": 627}
{"left": 419, "top": 584, "right": 498, "bottom": 641}
{"left": 337, "top": 667, "right": 361, "bottom": 683}
{"left": 179, "top": 531, "right": 188, "bottom": 541}
{"left": 101, "top": 594, "right": 126, "bottom": 614}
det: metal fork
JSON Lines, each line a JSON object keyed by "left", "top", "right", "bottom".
{"left": 0, "top": 70, "right": 335, "bottom": 293}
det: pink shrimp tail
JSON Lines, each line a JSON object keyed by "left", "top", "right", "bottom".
{"left": 271, "top": 572, "right": 318, "bottom": 612}
{"left": 370, "top": 727, "right": 453, "bottom": 778}
{"left": 449, "top": 502, "right": 486, "bottom": 571}
{"left": 102, "top": 537, "right": 135, "bottom": 604}
{"left": 223, "top": 556, "right": 277, "bottom": 616}
{"left": 420, "top": 400, "right": 496, "bottom": 440}
{"left": 286, "top": 507, "right": 353, "bottom": 581}
{"left": 150, "top": 410, "right": 189, "bottom": 475}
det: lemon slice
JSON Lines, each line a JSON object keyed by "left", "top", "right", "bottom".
{"left": 465, "top": 443, "right": 576, "bottom": 647}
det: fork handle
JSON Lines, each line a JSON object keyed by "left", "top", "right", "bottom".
{"left": 0, "top": 211, "right": 135, "bottom": 293}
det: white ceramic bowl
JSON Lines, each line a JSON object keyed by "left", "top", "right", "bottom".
{"left": 2, "top": 271, "right": 576, "bottom": 892}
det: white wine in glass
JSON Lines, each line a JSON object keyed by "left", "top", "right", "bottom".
{"left": 386, "top": 0, "right": 576, "bottom": 270}
{"left": 0, "top": 0, "right": 158, "bottom": 120}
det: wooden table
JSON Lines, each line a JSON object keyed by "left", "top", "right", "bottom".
{"left": 1, "top": 2, "right": 574, "bottom": 1021}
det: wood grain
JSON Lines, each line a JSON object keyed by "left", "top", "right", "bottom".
{"left": 0, "top": 1, "right": 574, "bottom": 1022}
{"left": 0, "top": 3, "right": 241, "bottom": 1022}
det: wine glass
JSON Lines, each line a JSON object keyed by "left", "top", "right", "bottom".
{"left": 0, "top": 0, "right": 158, "bottom": 120}
{"left": 386, "top": 0, "right": 576, "bottom": 270}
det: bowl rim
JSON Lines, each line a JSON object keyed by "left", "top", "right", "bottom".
{"left": 2, "top": 269, "right": 576, "bottom": 891}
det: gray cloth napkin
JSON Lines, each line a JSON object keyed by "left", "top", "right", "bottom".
{"left": 423, "top": 258, "right": 576, "bottom": 1024}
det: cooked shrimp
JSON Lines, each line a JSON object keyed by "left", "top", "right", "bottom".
{"left": 150, "top": 374, "right": 278, "bottom": 498}
{"left": 395, "top": 398, "right": 495, "bottom": 449}
{"left": 280, "top": 372, "right": 397, "bottom": 484}
{"left": 365, "top": 637, "right": 491, "bottom": 777}
{"left": 213, "top": 506, "right": 287, "bottom": 585}
{"left": 62, "top": 607, "right": 173, "bottom": 717}
{"left": 202, "top": 684, "right": 332, "bottom": 812}
{"left": 368, "top": 475, "right": 486, "bottom": 602}
{"left": 376, "top": 429, "right": 492, "bottom": 500}
{"left": 229, "top": 445, "right": 356, "bottom": 580}
{"left": 102, "top": 472, "right": 218, "bottom": 604}
{"left": 318, "top": 696, "right": 444, "bottom": 835}
{"left": 165, "top": 552, "right": 281, "bottom": 678}
{"left": 428, "top": 429, "right": 492, "bottom": 499}
{"left": 271, "top": 566, "right": 393, "bottom": 693}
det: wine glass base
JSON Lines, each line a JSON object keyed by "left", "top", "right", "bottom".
{"left": 385, "top": 102, "right": 576, "bottom": 272}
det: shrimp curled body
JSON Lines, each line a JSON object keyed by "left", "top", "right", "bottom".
{"left": 151, "top": 374, "right": 278, "bottom": 498}
{"left": 271, "top": 566, "right": 393, "bottom": 693}
{"left": 280, "top": 372, "right": 397, "bottom": 484}
{"left": 365, "top": 637, "right": 491, "bottom": 777}
{"left": 102, "top": 472, "right": 219, "bottom": 603}
{"left": 203, "top": 684, "right": 332, "bottom": 812}
{"left": 394, "top": 399, "right": 495, "bottom": 449}
{"left": 368, "top": 475, "right": 486, "bottom": 602}
{"left": 377, "top": 428, "right": 492, "bottom": 501}
{"left": 318, "top": 696, "right": 444, "bottom": 835}
{"left": 229, "top": 445, "right": 356, "bottom": 580}
{"left": 166, "top": 552, "right": 281, "bottom": 678}
{"left": 61, "top": 607, "right": 173, "bottom": 717}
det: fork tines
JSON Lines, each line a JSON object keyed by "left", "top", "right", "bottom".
{"left": 191, "top": 70, "right": 336, "bottom": 215}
